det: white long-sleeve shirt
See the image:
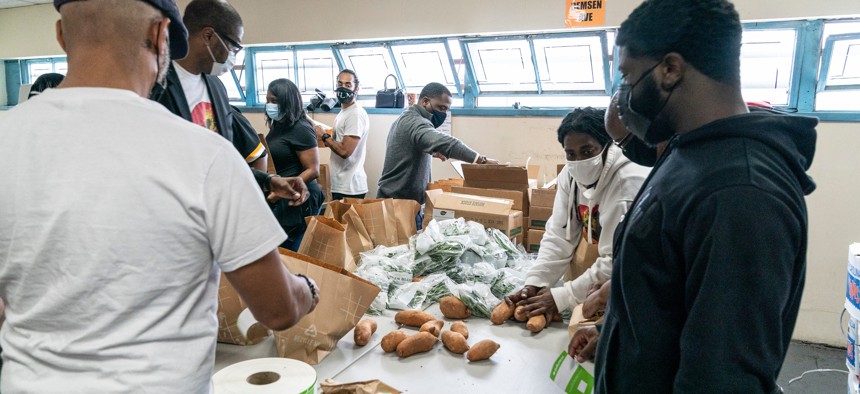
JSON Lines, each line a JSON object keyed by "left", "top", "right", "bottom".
{"left": 524, "top": 144, "right": 649, "bottom": 311}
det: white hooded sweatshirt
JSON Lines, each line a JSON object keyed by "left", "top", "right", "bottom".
{"left": 524, "top": 144, "right": 649, "bottom": 312}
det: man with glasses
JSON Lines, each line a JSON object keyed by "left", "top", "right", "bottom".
{"left": 152, "top": 0, "right": 305, "bottom": 204}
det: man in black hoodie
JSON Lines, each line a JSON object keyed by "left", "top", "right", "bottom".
{"left": 593, "top": 0, "right": 817, "bottom": 393}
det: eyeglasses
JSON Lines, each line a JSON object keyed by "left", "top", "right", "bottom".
{"left": 212, "top": 29, "right": 243, "bottom": 55}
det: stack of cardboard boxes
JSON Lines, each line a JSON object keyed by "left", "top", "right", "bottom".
{"left": 526, "top": 187, "right": 557, "bottom": 253}
{"left": 422, "top": 164, "right": 541, "bottom": 245}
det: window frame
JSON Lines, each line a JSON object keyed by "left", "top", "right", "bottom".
{"left": 3, "top": 18, "right": 860, "bottom": 121}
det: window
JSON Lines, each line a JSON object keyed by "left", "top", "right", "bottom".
{"left": 253, "top": 49, "right": 293, "bottom": 103}
{"left": 533, "top": 35, "right": 606, "bottom": 93}
{"left": 26, "top": 58, "right": 67, "bottom": 83}
{"left": 296, "top": 49, "right": 338, "bottom": 101}
{"left": 390, "top": 41, "right": 458, "bottom": 95}
{"left": 464, "top": 38, "right": 537, "bottom": 93}
{"left": 815, "top": 21, "right": 860, "bottom": 111}
{"left": 448, "top": 38, "right": 467, "bottom": 95}
{"left": 217, "top": 49, "right": 246, "bottom": 104}
{"left": 739, "top": 29, "right": 797, "bottom": 106}
{"left": 817, "top": 31, "right": 860, "bottom": 111}
{"left": 337, "top": 45, "right": 398, "bottom": 95}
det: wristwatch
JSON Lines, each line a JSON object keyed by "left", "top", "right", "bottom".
{"left": 321, "top": 133, "right": 331, "bottom": 142}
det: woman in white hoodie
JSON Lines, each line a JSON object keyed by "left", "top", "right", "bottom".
{"left": 509, "top": 107, "right": 650, "bottom": 319}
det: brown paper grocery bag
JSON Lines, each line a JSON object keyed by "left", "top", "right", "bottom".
{"left": 564, "top": 235, "right": 600, "bottom": 282}
{"left": 216, "top": 273, "right": 270, "bottom": 345}
{"left": 320, "top": 379, "right": 402, "bottom": 394}
{"left": 345, "top": 198, "right": 398, "bottom": 247}
{"left": 274, "top": 249, "right": 380, "bottom": 365}
{"left": 388, "top": 199, "right": 420, "bottom": 245}
{"left": 341, "top": 208, "right": 374, "bottom": 261}
{"left": 323, "top": 198, "right": 419, "bottom": 250}
{"left": 298, "top": 216, "right": 356, "bottom": 272}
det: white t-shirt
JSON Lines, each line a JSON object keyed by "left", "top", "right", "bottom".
{"left": 331, "top": 103, "right": 369, "bottom": 194}
{"left": 174, "top": 61, "right": 218, "bottom": 133}
{"left": 0, "top": 88, "right": 286, "bottom": 393}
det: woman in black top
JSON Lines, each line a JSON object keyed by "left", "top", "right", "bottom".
{"left": 265, "top": 78, "right": 324, "bottom": 251}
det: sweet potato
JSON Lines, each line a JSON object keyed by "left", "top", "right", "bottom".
{"left": 490, "top": 302, "right": 515, "bottom": 325}
{"left": 353, "top": 319, "right": 377, "bottom": 346}
{"left": 514, "top": 305, "right": 528, "bottom": 322}
{"left": 419, "top": 319, "right": 444, "bottom": 337}
{"left": 441, "top": 331, "right": 470, "bottom": 354}
{"left": 394, "top": 310, "right": 436, "bottom": 328}
{"left": 527, "top": 314, "right": 547, "bottom": 333}
{"left": 381, "top": 330, "right": 409, "bottom": 353}
{"left": 450, "top": 321, "right": 469, "bottom": 339}
{"left": 467, "top": 339, "right": 500, "bottom": 362}
{"left": 439, "top": 295, "right": 472, "bottom": 319}
{"left": 396, "top": 332, "right": 438, "bottom": 357}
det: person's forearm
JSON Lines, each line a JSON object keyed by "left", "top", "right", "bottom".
{"left": 251, "top": 168, "right": 270, "bottom": 190}
{"left": 298, "top": 167, "right": 319, "bottom": 185}
{"left": 324, "top": 139, "right": 350, "bottom": 159}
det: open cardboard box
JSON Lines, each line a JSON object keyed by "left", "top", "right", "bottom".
{"left": 424, "top": 189, "right": 524, "bottom": 244}
{"left": 461, "top": 163, "right": 540, "bottom": 217}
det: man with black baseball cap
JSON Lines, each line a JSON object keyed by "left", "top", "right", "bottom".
{"left": 0, "top": 1, "right": 318, "bottom": 392}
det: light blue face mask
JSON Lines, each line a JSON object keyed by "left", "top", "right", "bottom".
{"left": 265, "top": 103, "right": 284, "bottom": 121}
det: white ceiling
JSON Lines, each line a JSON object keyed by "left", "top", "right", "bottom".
{"left": 0, "top": 0, "right": 53, "bottom": 9}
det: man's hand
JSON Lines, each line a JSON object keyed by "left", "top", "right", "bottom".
{"left": 505, "top": 285, "right": 540, "bottom": 306}
{"left": 582, "top": 280, "right": 610, "bottom": 319}
{"left": 520, "top": 287, "right": 559, "bottom": 318}
{"left": 266, "top": 176, "right": 309, "bottom": 206}
{"left": 485, "top": 158, "right": 500, "bottom": 165}
{"left": 432, "top": 152, "right": 448, "bottom": 161}
{"left": 568, "top": 326, "right": 599, "bottom": 363}
{"left": 313, "top": 124, "right": 326, "bottom": 139}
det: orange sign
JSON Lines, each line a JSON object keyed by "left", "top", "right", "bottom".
{"left": 565, "top": 0, "right": 606, "bottom": 28}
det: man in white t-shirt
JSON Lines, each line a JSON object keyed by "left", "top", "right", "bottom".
{"left": 0, "top": 1, "right": 318, "bottom": 393}
{"left": 313, "top": 69, "right": 370, "bottom": 199}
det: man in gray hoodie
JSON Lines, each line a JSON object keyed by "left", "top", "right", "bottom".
{"left": 377, "top": 82, "right": 497, "bottom": 207}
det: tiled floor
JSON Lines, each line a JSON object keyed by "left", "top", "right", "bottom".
{"left": 778, "top": 341, "right": 847, "bottom": 393}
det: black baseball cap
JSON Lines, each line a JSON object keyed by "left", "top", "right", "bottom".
{"left": 54, "top": 0, "right": 188, "bottom": 59}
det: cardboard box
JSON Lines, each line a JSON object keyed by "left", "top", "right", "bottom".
{"left": 531, "top": 188, "right": 558, "bottom": 208}
{"left": 527, "top": 229, "right": 545, "bottom": 253}
{"left": 529, "top": 206, "right": 553, "bottom": 230}
{"left": 451, "top": 186, "right": 524, "bottom": 213}
{"left": 424, "top": 189, "right": 524, "bottom": 243}
{"left": 462, "top": 164, "right": 539, "bottom": 216}
{"left": 427, "top": 178, "right": 464, "bottom": 193}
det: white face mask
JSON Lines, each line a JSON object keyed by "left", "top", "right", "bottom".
{"left": 567, "top": 148, "right": 605, "bottom": 187}
{"left": 205, "top": 32, "right": 236, "bottom": 76}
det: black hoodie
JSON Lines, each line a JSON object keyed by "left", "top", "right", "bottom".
{"left": 594, "top": 110, "right": 817, "bottom": 393}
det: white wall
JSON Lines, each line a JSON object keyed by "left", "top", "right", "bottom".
{"left": 2, "top": 0, "right": 858, "bottom": 346}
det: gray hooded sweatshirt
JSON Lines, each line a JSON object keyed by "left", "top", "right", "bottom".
{"left": 377, "top": 104, "right": 478, "bottom": 204}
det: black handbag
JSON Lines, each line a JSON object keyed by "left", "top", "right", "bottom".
{"left": 375, "top": 74, "right": 405, "bottom": 108}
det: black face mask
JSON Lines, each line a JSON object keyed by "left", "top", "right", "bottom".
{"left": 430, "top": 109, "right": 447, "bottom": 128}
{"left": 617, "top": 62, "right": 676, "bottom": 146}
{"left": 621, "top": 136, "right": 659, "bottom": 167}
{"left": 335, "top": 87, "right": 355, "bottom": 104}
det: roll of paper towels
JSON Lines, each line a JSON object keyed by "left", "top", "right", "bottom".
{"left": 213, "top": 358, "right": 316, "bottom": 394}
